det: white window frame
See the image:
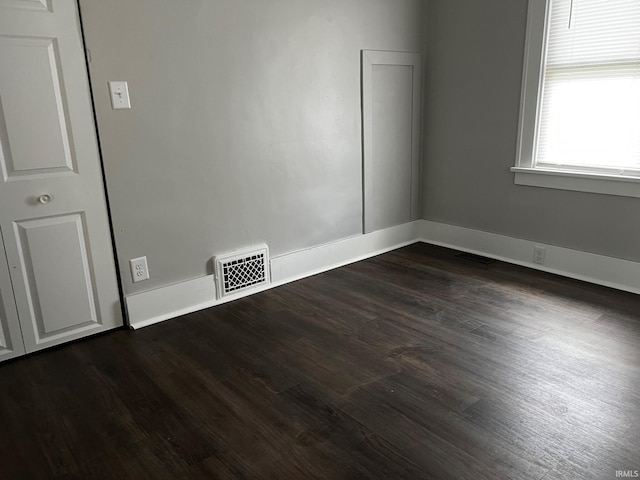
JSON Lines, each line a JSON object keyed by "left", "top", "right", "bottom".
{"left": 511, "top": 0, "right": 640, "bottom": 198}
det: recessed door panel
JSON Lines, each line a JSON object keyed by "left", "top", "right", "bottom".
{"left": 0, "top": 301, "right": 7, "bottom": 348}
{"left": 0, "top": 232, "right": 25, "bottom": 361}
{"left": 13, "top": 213, "right": 98, "bottom": 344}
{"left": 0, "top": 0, "right": 50, "bottom": 12}
{"left": 0, "top": 37, "right": 75, "bottom": 180}
{"left": 362, "top": 51, "right": 422, "bottom": 234}
{"left": 370, "top": 64, "right": 413, "bottom": 232}
{"left": 0, "top": 289, "right": 25, "bottom": 360}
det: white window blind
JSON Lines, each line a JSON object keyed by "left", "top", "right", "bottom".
{"left": 536, "top": 0, "right": 640, "bottom": 175}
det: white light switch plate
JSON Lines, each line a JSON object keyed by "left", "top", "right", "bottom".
{"left": 108, "top": 81, "right": 131, "bottom": 109}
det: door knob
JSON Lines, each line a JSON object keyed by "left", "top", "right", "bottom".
{"left": 37, "top": 194, "right": 53, "bottom": 205}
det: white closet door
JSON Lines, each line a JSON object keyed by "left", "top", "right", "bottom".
{"left": 0, "top": 0, "right": 122, "bottom": 354}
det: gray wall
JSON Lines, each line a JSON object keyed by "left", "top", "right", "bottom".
{"left": 79, "top": 0, "right": 426, "bottom": 295}
{"left": 422, "top": 0, "right": 640, "bottom": 261}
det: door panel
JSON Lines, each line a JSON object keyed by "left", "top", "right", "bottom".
{"left": 0, "top": 0, "right": 50, "bottom": 12}
{"left": 0, "top": 286, "right": 24, "bottom": 360}
{"left": 12, "top": 214, "right": 100, "bottom": 346}
{"left": 362, "top": 51, "right": 422, "bottom": 234}
{"left": 369, "top": 64, "right": 413, "bottom": 232}
{"left": 0, "top": 0, "right": 122, "bottom": 356}
{"left": 0, "top": 37, "right": 75, "bottom": 178}
{"left": 0, "top": 233, "right": 25, "bottom": 361}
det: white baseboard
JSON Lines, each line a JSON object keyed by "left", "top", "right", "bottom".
{"left": 126, "top": 219, "right": 640, "bottom": 329}
{"left": 418, "top": 220, "right": 640, "bottom": 295}
{"left": 270, "top": 221, "right": 419, "bottom": 284}
{"left": 126, "top": 222, "right": 420, "bottom": 329}
{"left": 125, "top": 275, "right": 216, "bottom": 329}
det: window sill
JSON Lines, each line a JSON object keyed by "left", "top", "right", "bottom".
{"left": 510, "top": 167, "right": 640, "bottom": 198}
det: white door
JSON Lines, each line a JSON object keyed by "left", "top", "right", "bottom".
{"left": 0, "top": 0, "right": 122, "bottom": 354}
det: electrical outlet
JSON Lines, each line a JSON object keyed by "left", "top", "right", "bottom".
{"left": 533, "top": 245, "right": 546, "bottom": 265}
{"left": 129, "top": 256, "right": 149, "bottom": 282}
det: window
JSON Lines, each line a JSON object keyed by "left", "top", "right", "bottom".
{"left": 513, "top": 0, "right": 640, "bottom": 197}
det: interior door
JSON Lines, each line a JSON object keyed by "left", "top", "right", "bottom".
{"left": 0, "top": 0, "right": 122, "bottom": 353}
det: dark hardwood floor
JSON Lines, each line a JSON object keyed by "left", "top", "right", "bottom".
{"left": 1, "top": 243, "right": 639, "bottom": 479}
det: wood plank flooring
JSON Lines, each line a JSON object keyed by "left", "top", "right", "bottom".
{"left": 1, "top": 243, "right": 639, "bottom": 479}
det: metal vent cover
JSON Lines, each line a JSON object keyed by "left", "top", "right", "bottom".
{"left": 214, "top": 245, "right": 270, "bottom": 298}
